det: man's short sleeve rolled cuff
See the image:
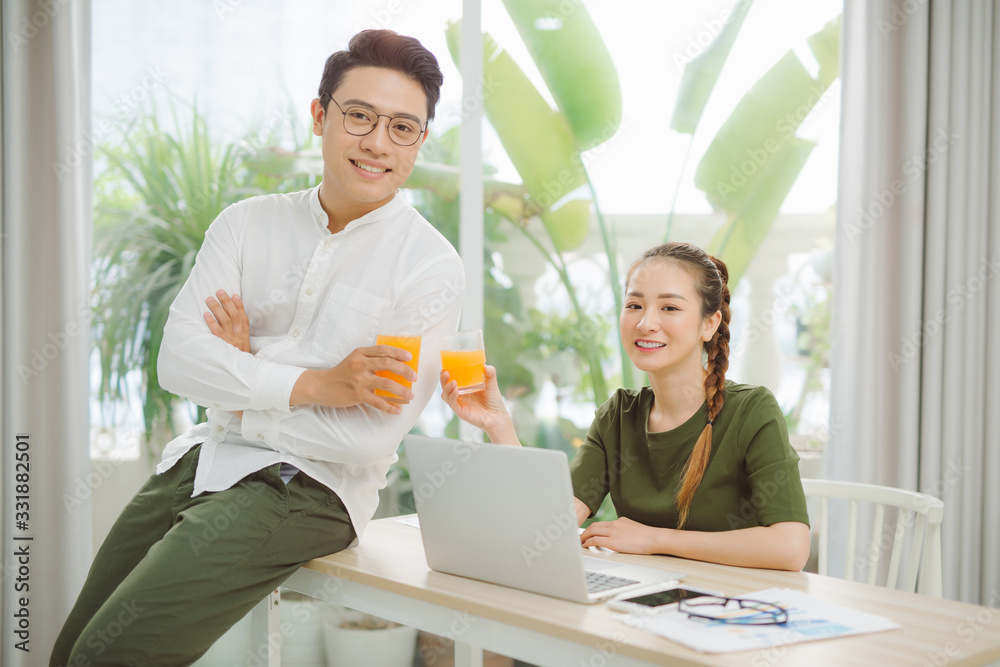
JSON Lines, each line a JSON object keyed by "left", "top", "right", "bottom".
{"left": 249, "top": 363, "right": 305, "bottom": 413}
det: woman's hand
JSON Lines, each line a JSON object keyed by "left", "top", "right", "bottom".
{"left": 580, "top": 517, "right": 663, "bottom": 555}
{"left": 440, "top": 365, "right": 520, "bottom": 445}
{"left": 581, "top": 518, "right": 811, "bottom": 570}
{"left": 204, "top": 289, "right": 250, "bottom": 353}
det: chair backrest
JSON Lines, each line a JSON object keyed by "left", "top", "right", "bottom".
{"left": 800, "top": 478, "right": 944, "bottom": 597}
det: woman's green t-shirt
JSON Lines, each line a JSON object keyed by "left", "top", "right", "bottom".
{"left": 569, "top": 381, "right": 810, "bottom": 531}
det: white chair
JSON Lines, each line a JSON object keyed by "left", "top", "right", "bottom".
{"left": 800, "top": 479, "right": 944, "bottom": 597}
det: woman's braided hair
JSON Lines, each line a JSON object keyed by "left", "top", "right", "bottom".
{"left": 627, "top": 242, "right": 731, "bottom": 529}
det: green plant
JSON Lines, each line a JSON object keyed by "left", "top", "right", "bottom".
{"left": 407, "top": 127, "right": 537, "bottom": 397}
{"left": 444, "top": 0, "right": 632, "bottom": 401}
{"left": 440, "top": 2, "right": 840, "bottom": 415}
{"left": 669, "top": 7, "right": 841, "bottom": 286}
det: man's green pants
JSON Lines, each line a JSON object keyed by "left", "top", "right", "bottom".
{"left": 50, "top": 445, "right": 357, "bottom": 666}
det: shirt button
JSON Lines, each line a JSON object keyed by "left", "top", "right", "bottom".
{"left": 215, "top": 425, "right": 224, "bottom": 432}
{"left": 323, "top": 240, "right": 333, "bottom": 249}
{"left": 291, "top": 329, "right": 301, "bottom": 338}
{"left": 305, "top": 288, "right": 314, "bottom": 296}
{"left": 257, "top": 434, "right": 265, "bottom": 441}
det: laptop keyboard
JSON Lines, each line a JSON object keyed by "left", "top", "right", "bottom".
{"left": 584, "top": 570, "right": 640, "bottom": 594}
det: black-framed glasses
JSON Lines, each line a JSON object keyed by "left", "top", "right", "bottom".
{"left": 679, "top": 596, "right": 789, "bottom": 626}
{"left": 324, "top": 95, "right": 426, "bottom": 146}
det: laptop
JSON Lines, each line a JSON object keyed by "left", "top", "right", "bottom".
{"left": 403, "top": 435, "right": 685, "bottom": 604}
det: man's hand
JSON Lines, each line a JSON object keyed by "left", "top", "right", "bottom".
{"left": 290, "top": 345, "right": 417, "bottom": 415}
{"left": 204, "top": 290, "right": 250, "bottom": 353}
{"left": 205, "top": 290, "right": 414, "bottom": 415}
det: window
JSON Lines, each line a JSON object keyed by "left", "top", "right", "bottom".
{"left": 90, "top": 0, "right": 840, "bottom": 504}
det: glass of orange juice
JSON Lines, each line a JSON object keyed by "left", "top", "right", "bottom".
{"left": 440, "top": 330, "right": 486, "bottom": 394}
{"left": 375, "top": 333, "right": 422, "bottom": 403}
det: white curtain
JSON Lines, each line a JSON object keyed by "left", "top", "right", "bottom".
{"left": 2, "top": 1, "right": 93, "bottom": 664}
{"left": 831, "top": 0, "right": 1000, "bottom": 603}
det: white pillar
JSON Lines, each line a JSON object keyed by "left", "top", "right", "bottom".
{"left": 459, "top": 0, "right": 483, "bottom": 441}
{"left": 732, "top": 242, "right": 787, "bottom": 394}
{"left": 459, "top": 0, "right": 483, "bottom": 332}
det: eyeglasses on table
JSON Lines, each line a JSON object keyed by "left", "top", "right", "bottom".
{"left": 678, "top": 596, "right": 789, "bottom": 626}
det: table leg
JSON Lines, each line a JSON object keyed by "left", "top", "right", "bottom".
{"left": 249, "top": 588, "right": 282, "bottom": 667}
{"left": 454, "top": 641, "right": 484, "bottom": 667}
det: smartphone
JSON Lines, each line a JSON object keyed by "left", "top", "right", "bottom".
{"left": 606, "top": 586, "right": 719, "bottom": 615}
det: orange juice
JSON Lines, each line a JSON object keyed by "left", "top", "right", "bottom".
{"left": 375, "top": 335, "right": 421, "bottom": 402}
{"left": 440, "top": 348, "right": 486, "bottom": 393}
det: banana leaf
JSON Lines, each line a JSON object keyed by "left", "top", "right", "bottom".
{"left": 444, "top": 17, "right": 619, "bottom": 398}
{"left": 705, "top": 138, "right": 816, "bottom": 282}
{"left": 446, "top": 21, "right": 587, "bottom": 209}
{"left": 487, "top": 192, "right": 529, "bottom": 225}
{"left": 500, "top": 0, "right": 621, "bottom": 150}
{"left": 670, "top": 0, "right": 754, "bottom": 135}
{"left": 808, "top": 14, "right": 842, "bottom": 89}
{"left": 541, "top": 198, "right": 592, "bottom": 252}
{"left": 694, "top": 51, "right": 822, "bottom": 211}
{"left": 694, "top": 17, "right": 840, "bottom": 285}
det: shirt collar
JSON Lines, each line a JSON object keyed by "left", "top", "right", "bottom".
{"left": 309, "top": 185, "right": 407, "bottom": 235}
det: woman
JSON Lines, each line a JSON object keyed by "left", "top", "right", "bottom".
{"left": 440, "top": 242, "right": 810, "bottom": 571}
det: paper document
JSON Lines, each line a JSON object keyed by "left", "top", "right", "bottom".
{"left": 622, "top": 587, "right": 899, "bottom": 653}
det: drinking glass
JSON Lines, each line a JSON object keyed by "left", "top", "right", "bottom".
{"left": 375, "top": 332, "right": 422, "bottom": 403}
{"left": 439, "top": 330, "right": 486, "bottom": 394}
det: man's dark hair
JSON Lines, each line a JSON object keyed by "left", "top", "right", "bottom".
{"left": 318, "top": 29, "right": 444, "bottom": 123}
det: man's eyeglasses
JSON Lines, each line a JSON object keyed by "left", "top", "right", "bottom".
{"left": 678, "top": 596, "right": 789, "bottom": 626}
{"left": 324, "top": 95, "right": 426, "bottom": 147}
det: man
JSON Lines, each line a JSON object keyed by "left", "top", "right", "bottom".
{"left": 51, "top": 29, "right": 463, "bottom": 666}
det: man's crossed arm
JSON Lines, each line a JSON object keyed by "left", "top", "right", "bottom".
{"left": 202, "top": 289, "right": 416, "bottom": 415}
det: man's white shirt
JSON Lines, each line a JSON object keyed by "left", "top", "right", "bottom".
{"left": 156, "top": 185, "right": 464, "bottom": 539}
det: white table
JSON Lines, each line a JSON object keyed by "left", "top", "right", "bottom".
{"left": 252, "top": 516, "right": 1000, "bottom": 666}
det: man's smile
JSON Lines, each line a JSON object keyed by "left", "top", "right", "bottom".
{"left": 350, "top": 159, "right": 389, "bottom": 174}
